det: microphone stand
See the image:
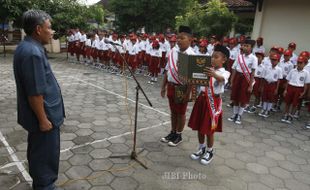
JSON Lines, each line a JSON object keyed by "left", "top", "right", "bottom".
{"left": 108, "top": 42, "right": 152, "bottom": 169}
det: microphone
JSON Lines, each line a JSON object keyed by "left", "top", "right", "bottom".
{"left": 104, "top": 39, "right": 122, "bottom": 47}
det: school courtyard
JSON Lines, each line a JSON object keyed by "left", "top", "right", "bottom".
{"left": 1, "top": 53, "right": 310, "bottom": 190}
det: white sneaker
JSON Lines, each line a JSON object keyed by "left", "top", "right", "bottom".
{"left": 190, "top": 147, "right": 206, "bottom": 160}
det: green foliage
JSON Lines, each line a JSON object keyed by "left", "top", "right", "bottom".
{"left": 234, "top": 17, "right": 254, "bottom": 35}
{"left": 109, "top": 0, "right": 192, "bottom": 33}
{"left": 176, "top": 0, "right": 237, "bottom": 37}
{"left": 0, "top": 0, "right": 105, "bottom": 38}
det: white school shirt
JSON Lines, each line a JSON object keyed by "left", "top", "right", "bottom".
{"left": 91, "top": 39, "right": 98, "bottom": 48}
{"left": 165, "top": 47, "right": 196, "bottom": 84}
{"left": 74, "top": 32, "right": 81, "bottom": 41}
{"left": 79, "top": 34, "right": 87, "bottom": 42}
{"left": 254, "top": 63, "right": 265, "bottom": 78}
{"left": 165, "top": 40, "right": 171, "bottom": 52}
{"left": 207, "top": 44, "right": 214, "bottom": 56}
{"left": 252, "top": 45, "right": 265, "bottom": 54}
{"left": 85, "top": 39, "right": 91, "bottom": 47}
{"left": 67, "top": 34, "right": 75, "bottom": 42}
{"left": 145, "top": 42, "right": 152, "bottom": 55}
{"left": 200, "top": 68, "right": 230, "bottom": 94}
{"left": 278, "top": 60, "right": 294, "bottom": 78}
{"left": 150, "top": 48, "right": 162, "bottom": 58}
{"left": 128, "top": 42, "right": 139, "bottom": 55}
{"left": 286, "top": 69, "right": 310, "bottom": 87}
{"left": 229, "top": 46, "right": 239, "bottom": 60}
{"left": 139, "top": 40, "right": 147, "bottom": 51}
{"left": 262, "top": 56, "right": 272, "bottom": 69}
{"left": 160, "top": 42, "right": 167, "bottom": 53}
{"left": 101, "top": 38, "right": 109, "bottom": 51}
{"left": 262, "top": 65, "right": 283, "bottom": 83}
{"left": 290, "top": 53, "right": 298, "bottom": 66}
{"left": 304, "top": 63, "right": 310, "bottom": 73}
{"left": 117, "top": 42, "right": 126, "bottom": 54}
{"left": 232, "top": 53, "right": 258, "bottom": 73}
{"left": 96, "top": 38, "right": 103, "bottom": 50}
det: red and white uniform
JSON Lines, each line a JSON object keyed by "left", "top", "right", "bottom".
{"left": 165, "top": 47, "right": 196, "bottom": 114}
{"left": 253, "top": 63, "right": 265, "bottom": 98}
{"left": 231, "top": 53, "right": 258, "bottom": 104}
{"left": 189, "top": 68, "right": 230, "bottom": 135}
{"left": 285, "top": 68, "right": 310, "bottom": 106}
{"left": 253, "top": 45, "right": 265, "bottom": 55}
{"left": 261, "top": 66, "right": 283, "bottom": 102}
{"left": 150, "top": 48, "right": 162, "bottom": 74}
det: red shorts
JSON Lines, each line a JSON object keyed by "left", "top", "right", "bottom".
{"left": 253, "top": 77, "right": 262, "bottom": 98}
{"left": 128, "top": 55, "right": 137, "bottom": 69}
{"left": 167, "top": 83, "right": 188, "bottom": 115}
{"left": 139, "top": 51, "right": 145, "bottom": 65}
{"left": 91, "top": 48, "right": 98, "bottom": 59}
{"left": 231, "top": 72, "right": 251, "bottom": 105}
{"left": 278, "top": 79, "right": 287, "bottom": 97}
{"left": 188, "top": 93, "right": 222, "bottom": 135}
{"left": 262, "top": 80, "right": 277, "bottom": 103}
{"left": 285, "top": 85, "right": 304, "bottom": 107}
{"left": 150, "top": 56, "right": 160, "bottom": 74}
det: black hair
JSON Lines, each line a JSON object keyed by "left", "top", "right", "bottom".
{"left": 22, "top": 10, "right": 51, "bottom": 36}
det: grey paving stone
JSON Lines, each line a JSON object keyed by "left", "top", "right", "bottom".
{"left": 90, "top": 149, "right": 112, "bottom": 159}
{"left": 270, "top": 167, "right": 292, "bottom": 179}
{"left": 89, "top": 159, "right": 114, "bottom": 171}
{"left": 248, "top": 182, "right": 272, "bottom": 190}
{"left": 246, "top": 163, "right": 269, "bottom": 174}
{"left": 259, "top": 174, "right": 285, "bottom": 188}
{"left": 69, "top": 154, "right": 92, "bottom": 166}
{"left": 66, "top": 165, "right": 92, "bottom": 179}
{"left": 110, "top": 177, "right": 138, "bottom": 190}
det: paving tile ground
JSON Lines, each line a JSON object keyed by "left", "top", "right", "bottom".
{"left": 1, "top": 53, "right": 310, "bottom": 190}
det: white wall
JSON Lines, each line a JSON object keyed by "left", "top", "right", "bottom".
{"left": 251, "top": 0, "right": 310, "bottom": 54}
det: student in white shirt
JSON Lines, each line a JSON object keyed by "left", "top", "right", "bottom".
{"left": 252, "top": 37, "right": 265, "bottom": 54}
{"left": 160, "top": 25, "right": 196, "bottom": 147}
{"left": 229, "top": 39, "right": 258, "bottom": 125}
{"left": 188, "top": 45, "right": 230, "bottom": 165}
{"left": 282, "top": 56, "right": 310, "bottom": 124}
{"left": 258, "top": 53, "right": 283, "bottom": 118}
{"left": 276, "top": 49, "right": 294, "bottom": 110}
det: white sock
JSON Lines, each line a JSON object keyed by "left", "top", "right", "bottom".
{"left": 207, "top": 147, "right": 213, "bottom": 152}
{"left": 233, "top": 106, "right": 239, "bottom": 115}
{"left": 154, "top": 77, "right": 158, "bottom": 82}
{"left": 199, "top": 143, "right": 206, "bottom": 150}
{"left": 238, "top": 107, "right": 244, "bottom": 116}
{"left": 267, "top": 103, "right": 273, "bottom": 111}
{"left": 263, "top": 102, "right": 268, "bottom": 110}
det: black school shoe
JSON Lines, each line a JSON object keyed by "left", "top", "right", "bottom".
{"left": 190, "top": 147, "right": 206, "bottom": 160}
{"left": 200, "top": 149, "right": 214, "bottom": 165}
{"left": 160, "top": 131, "right": 176, "bottom": 143}
{"left": 168, "top": 133, "right": 183, "bottom": 147}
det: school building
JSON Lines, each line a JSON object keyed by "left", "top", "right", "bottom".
{"left": 246, "top": 0, "right": 310, "bottom": 53}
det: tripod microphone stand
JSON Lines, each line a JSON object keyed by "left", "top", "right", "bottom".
{"left": 108, "top": 42, "right": 152, "bottom": 169}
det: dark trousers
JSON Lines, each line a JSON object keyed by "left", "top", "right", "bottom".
{"left": 27, "top": 127, "right": 60, "bottom": 190}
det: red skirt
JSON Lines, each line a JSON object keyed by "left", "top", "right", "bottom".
{"left": 167, "top": 83, "right": 188, "bottom": 115}
{"left": 231, "top": 72, "right": 251, "bottom": 105}
{"left": 85, "top": 46, "right": 92, "bottom": 58}
{"left": 262, "top": 80, "right": 278, "bottom": 103}
{"left": 253, "top": 77, "right": 262, "bottom": 98}
{"left": 285, "top": 85, "right": 304, "bottom": 107}
{"left": 161, "top": 52, "right": 167, "bottom": 68}
{"left": 138, "top": 51, "right": 146, "bottom": 65}
{"left": 91, "top": 48, "right": 98, "bottom": 59}
{"left": 188, "top": 93, "right": 222, "bottom": 135}
{"left": 149, "top": 56, "right": 160, "bottom": 74}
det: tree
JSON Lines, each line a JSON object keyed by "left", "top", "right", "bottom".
{"left": 109, "top": 0, "right": 192, "bottom": 33}
{"left": 176, "top": 0, "right": 237, "bottom": 37}
{"left": 0, "top": 0, "right": 105, "bottom": 38}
